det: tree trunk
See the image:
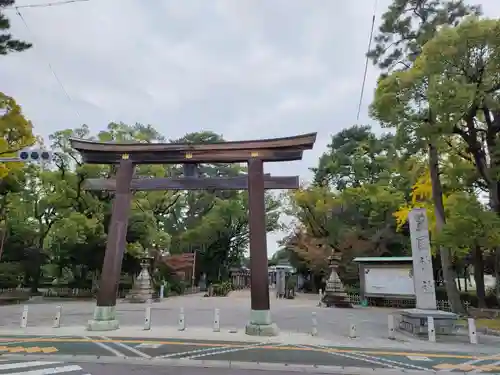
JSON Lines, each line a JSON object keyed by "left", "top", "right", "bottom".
{"left": 464, "top": 267, "right": 468, "bottom": 293}
{"left": 428, "top": 143, "right": 465, "bottom": 314}
{"left": 472, "top": 245, "right": 486, "bottom": 308}
{"left": 496, "top": 248, "right": 500, "bottom": 305}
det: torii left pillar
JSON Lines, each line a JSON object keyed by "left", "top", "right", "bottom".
{"left": 87, "top": 159, "right": 135, "bottom": 331}
{"left": 245, "top": 158, "right": 279, "bottom": 336}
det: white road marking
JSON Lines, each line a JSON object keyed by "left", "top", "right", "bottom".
{"left": 407, "top": 355, "right": 432, "bottom": 361}
{"left": 100, "top": 336, "right": 151, "bottom": 358}
{"left": 81, "top": 335, "right": 125, "bottom": 357}
{"left": 9, "top": 365, "right": 83, "bottom": 374}
{"left": 137, "top": 343, "right": 162, "bottom": 349}
{"left": 157, "top": 346, "right": 228, "bottom": 359}
{"left": 350, "top": 351, "right": 430, "bottom": 371}
{"left": 182, "top": 342, "right": 278, "bottom": 360}
{"left": 304, "top": 344, "right": 403, "bottom": 370}
{"left": 0, "top": 361, "right": 61, "bottom": 370}
{"left": 437, "top": 352, "right": 500, "bottom": 372}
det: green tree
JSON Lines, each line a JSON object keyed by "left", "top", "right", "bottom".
{"left": 368, "top": 0, "right": 479, "bottom": 314}
{"left": 313, "top": 125, "right": 397, "bottom": 190}
{"left": 0, "top": 0, "right": 32, "bottom": 55}
{"left": 368, "top": 0, "right": 480, "bottom": 72}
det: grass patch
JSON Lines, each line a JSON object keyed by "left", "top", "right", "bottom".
{"left": 459, "top": 318, "right": 500, "bottom": 330}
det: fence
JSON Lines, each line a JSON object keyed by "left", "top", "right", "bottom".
{"left": 344, "top": 293, "right": 470, "bottom": 312}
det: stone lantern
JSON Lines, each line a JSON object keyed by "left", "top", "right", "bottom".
{"left": 322, "top": 252, "right": 352, "bottom": 308}
{"left": 126, "top": 256, "right": 154, "bottom": 303}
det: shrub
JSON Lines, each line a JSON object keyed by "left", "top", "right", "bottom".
{"left": 0, "top": 262, "right": 23, "bottom": 289}
{"left": 212, "top": 281, "right": 232, "bottom": 296}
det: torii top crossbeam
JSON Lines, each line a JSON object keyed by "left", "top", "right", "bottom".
{"left": 69, "top": 133, "right": 317, "bottom": 164}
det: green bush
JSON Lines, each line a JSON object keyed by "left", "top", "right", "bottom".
{"left": 169, "top": 279, "right": 186, "bottom": 295}
{"left": 0, "top": 262, "right": 23, "bottom": 289}
{"left": 212, "top": 281, "right": 232, "bottom": 296}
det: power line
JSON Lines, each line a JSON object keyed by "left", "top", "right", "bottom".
{"left": 15, "top": 7, "right": 82, "bottom": 121}
{"left": 356, "top": 0, "right": 378, "bottom": 123}
{"left": 4, "top": 0, "right": 89, "bottom": 10}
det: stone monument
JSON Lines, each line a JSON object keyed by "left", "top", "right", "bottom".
{"left": 125, "top": 258, "right": 154, "bottom": 303}
{"left": 399, "top": 208, "right": 457, "bottom": 335}
{"left": 322, "top": 259, "right": 352, "bottom": 308}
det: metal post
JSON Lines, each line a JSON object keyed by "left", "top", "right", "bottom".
{"left": 144, "top": 306, "right": 151, "bottom": 330}
{"left": 427, "top": 316, "right": 436, "bottom": 342}
{"left": 213, "top": 308, "right": 220, "bottom": 332}
{"left": 20, "top": 305, "right": 28, "bottom": 328}
{"left": 178, "top": 307, "right": 185, "bottom": 331}
{"left": 311, "top": 312, "right": 318, "bottom": 336}
{"left": 388, "top": 315, "right": 395, "bottom": 340}
{"left": 349, "top": 324, "right": 357, "bottom": 338}
{"left": 53, "top": 306, "right": 62, "bottom": 328}
{"left": 468, "top": 318, "right": 478, "bottom": 344}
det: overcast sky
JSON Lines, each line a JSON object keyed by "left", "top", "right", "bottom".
{"left": 1, "top": 0, "right": 500, "bottom": 255}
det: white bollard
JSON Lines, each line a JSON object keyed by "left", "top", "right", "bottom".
{"left": 20, "top": 305, "right": 28, "bottom": 328}
{"left": 427, "top": 316, "right": 436, "bottom": 342}
{"left": 388, "top": 315, "right": 395, "bottom": 340}
{"left": 52, "top": 305, "right": 62, "bottom": 328}
{"left": 468, "top": 318, "right": 478, "bottom": 344}
{"left": 159, "top": 285, "right": 165, "bottom": 300}
{"left": 144, "top": 306, "right": 151, "bottom": 330}
{"left": 311, "top": 312, "right": 318, "bottom": 336}
{"left": 178, "top": 307, "right": 185, "bottom": 331}
{"left": 349, "top": 323, "right": 357, "bottom": 338}
{"left": 213, "top": 308, "right": 220, "bottom": 332}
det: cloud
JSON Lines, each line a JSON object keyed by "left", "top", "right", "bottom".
{"left": 1, "top": 0, "right": 500, "bottom": 254}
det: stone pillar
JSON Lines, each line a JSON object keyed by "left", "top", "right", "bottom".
{"left": 88, "top": 159, "right": 135, "bottom": 331}
{"left": 245, "top": 158, "right": 278, "bottom": 336}
{"left": 408, "top": 208, "right": 437, "bottom": 309}
{"left": 400, "top": 208, "right": 457, "bottom": 335}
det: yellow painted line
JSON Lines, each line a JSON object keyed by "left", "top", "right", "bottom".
{"left": 0, "top": 345, "right": 57, "bottom": 353}
{"left": 434, "top": 363, "right": 500, "bottom": 371}
{"left": 0, "top": 336, "right": 491, "bottom": 360}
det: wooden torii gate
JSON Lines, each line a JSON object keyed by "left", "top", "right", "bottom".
{"left": 70, "top": 133, "right": 316, "bottom": 336}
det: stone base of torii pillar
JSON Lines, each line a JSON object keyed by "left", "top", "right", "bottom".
{"left": 321, "top": 264, "right": 352, "bottom": 308}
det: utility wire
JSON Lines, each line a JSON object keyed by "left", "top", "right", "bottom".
{"left": 5, "top": 0, "right": 89, "bottom": 10}
{"left": 356, "top": 0, "right": 378, "bottom": 122}
{"left": 15, "top": 7, "right": 82, "bottom": 121}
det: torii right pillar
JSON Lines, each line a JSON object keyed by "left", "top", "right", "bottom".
{"left": 245, "top": 157, "right": 279, "bottom": 336}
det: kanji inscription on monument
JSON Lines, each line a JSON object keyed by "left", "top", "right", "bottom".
{"left": 408, "top": 208, "right": 437, "bottom": 310}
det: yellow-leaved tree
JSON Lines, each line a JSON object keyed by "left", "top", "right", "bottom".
{"left": 0, "top": 92, "right": 35, "bottom": 178}
{"left": 0, "top": 92, "right": 35, "bottom": 260}
{"left": 393, "top": 171, "right": 446, "bottom": 239}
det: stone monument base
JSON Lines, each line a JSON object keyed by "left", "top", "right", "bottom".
{"left": 245, "top": 309, "right": 279, "bottom": 336}
{"left": 399, "top": 308, "right": 458, "bottom": 336}
{"left": 125, "top": 295, "right": 151, "bottom": 303}
{"left": 322, "top": 293, "right": 353, "bottom": 308}
{"left": 87, "top": 306, "right": 120, "bottom": 331}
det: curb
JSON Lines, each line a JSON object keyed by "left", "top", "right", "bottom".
{"left": 0, "top": 354, "right": 444, "bottom": 374}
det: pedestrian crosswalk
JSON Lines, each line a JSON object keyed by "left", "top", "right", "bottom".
{"left": 0, "top": 359, "right": 88, "bottom": 374}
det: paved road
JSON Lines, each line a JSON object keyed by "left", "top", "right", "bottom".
{"left": 0, "top": 358, "right": 88, "bottom": 374}
{"left": 1, "top": 334, "right": 500, "bottom": 373}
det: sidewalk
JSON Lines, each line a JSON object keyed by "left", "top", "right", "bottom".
{"left": 1, "top": 325, "right": 499, "bottom": 355}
